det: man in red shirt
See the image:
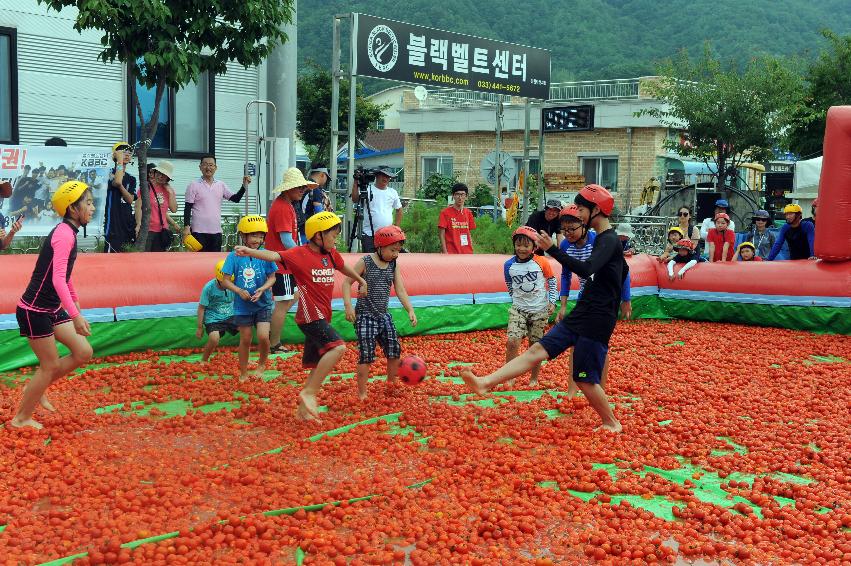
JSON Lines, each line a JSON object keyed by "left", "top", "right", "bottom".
{"left": 266, "top": 168, "right": 317, "bottom": 353}
{"left": 438, "top": 183, "right": 477, "bottom": 254}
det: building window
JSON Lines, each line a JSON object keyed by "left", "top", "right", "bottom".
{"left": 0, "top": 27, "right": 18, "bottom": 144}
{"left": 581, "top": 157, "right": 618, "bottom": 191}
{"left": 376, "top": 118, "right": 385, "bottom": 131}
{"left": 128, "top": 71, "right": 214, "bottom": 157}
{"left": 422, "top": 156, "right": 453, "bottom": 182}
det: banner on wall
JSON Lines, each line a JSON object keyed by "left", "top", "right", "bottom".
{"left": 0, "top": 145, "right": 111, "bottom": 237}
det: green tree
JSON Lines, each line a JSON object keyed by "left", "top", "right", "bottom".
{"left": 415, "top": 172, "right": 458, "bottom": 203}
{"left": 297, "top": 63, "right": 388, "bottom": 163}
{"left": 38, "top": 0, "right": 294, "bottom": 249}
{"left": 639, "top": 45, "right": 803, "bottom": 191}
{"left": 789, "top": 29, "right": 851, "bottom": 157}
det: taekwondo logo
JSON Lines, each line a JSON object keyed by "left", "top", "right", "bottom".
{"left": 367, "top": 25, "right": 399, "bottom": 73}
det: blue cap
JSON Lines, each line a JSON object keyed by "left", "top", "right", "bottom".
{"left": 752, "top": 209, "right": 770, "bottom": 219}
{"left": 715, "top": 199, "right": 729, "bottom": 208}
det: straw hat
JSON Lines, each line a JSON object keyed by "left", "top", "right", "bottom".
{"left": 273, "top": 167, "right": 318, "bottom": 193}
{"left": 152, "top": 160, "right": 175, "bottom": 180}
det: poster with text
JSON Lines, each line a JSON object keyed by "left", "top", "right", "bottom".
{"left": 0, "top": 145, "right": 110, "bottom": 237}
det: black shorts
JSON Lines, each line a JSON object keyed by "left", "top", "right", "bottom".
{"left": 355, "top": 313, "right": 401, "bottom": 364}
{"left": 272, "top": 273, "right": 297, "bottom": 301}
{"left": 298, "top": 320, "right": 344, "bottom": 368}
{"left": 359, "top": 234, "right": 377, "bottom": 253}
{"left": 16, "top": 306, "right": 72, "bottom": 339}
{"left": 191, "top": 232, "right": 223, "bottom": 252}
{"left": 537, "top": 321, "right": 609, "bottom": 385}
{"left": 204, "top": 320, "right": 239, "bottom": 336}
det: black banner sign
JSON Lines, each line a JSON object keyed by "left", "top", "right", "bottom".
{"left": 353, "top": 14, "right": 551, "bottom": 100}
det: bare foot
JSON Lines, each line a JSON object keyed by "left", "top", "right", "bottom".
{"left": 253, "top": 365, "right": 266, "bottom": 378}
{"left": 10, "top": 417, "right": 44, "bottom": 430}
{"left": 529, "top": 378, "right": 538, "bottom": 388}
{"left": 506, "top": 378, "right": 515, "bottom": 387}
{"left": 298, "top": 390, "right": 321, "bottom": 420}
{"left": 594, "top": 422, "right": 623, "bottom": 433}
{"left": 39, "top": 395, "right": 57, "bottom": 412}
{"left": 357, "top": 384, "right": 368, "bottom": 401}
{"left": 239, "top": 373, "right": 250, "bottom": 383}
{"left": 566, "top": 383, "right": 579, "bottom": 398}
{"left": 460, "top": 370, "right": 489, "bottom": 395}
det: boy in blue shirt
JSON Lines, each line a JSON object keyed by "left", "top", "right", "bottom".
{"left": 196, "top": 259, "right": 238, "bottom": 362}
{"left": 221, "top": 215, "right": 277, "bottom": 381}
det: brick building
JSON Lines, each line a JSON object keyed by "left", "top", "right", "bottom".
{"left": 398, "top": 78, "right": 680, "bottom": 212}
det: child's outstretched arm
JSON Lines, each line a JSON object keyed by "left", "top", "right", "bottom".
{"left": 707, "top": 240, "right": 716, "bottom": 262}
{"left": 677, "top": 259, "right": 698, "bottom": 279}
{"left": 339, "top": 262, "right": 368, "bottom": 298}
{"left": 394, "top": 269, "right": 418, "bottom": 327}
{"left": 234, "top": 245, "right": 281, "bottom": 262}
{"left": 342, "top": 258, "right": 366, "bottom": 322}
{"left": 667, "top": 259, "right": 676, "bottom": 281}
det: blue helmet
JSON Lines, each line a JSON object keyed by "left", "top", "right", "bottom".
{"left": 715, "top": 199, "right": 729, "bottom": 208}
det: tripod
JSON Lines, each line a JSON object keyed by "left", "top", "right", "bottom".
{"left": 348, "top": 183, "right": 376, "bottom": 252}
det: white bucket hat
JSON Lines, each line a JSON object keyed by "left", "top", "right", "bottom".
{"left": 152, "top": 160, "right": 175, "bottom": 180}
{"left": 616, "top": 223, "right": 635, "bottom": 239}
{"left": 273, "top": 167, "right": 319, "bottom": 193}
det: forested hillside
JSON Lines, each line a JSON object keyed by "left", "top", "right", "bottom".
{"left": 298, "top": 0, "right": 850, "bottom": 87}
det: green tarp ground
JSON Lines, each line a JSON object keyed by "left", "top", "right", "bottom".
{"left": 658, "top": 298, "right": 851, "bottom": 335}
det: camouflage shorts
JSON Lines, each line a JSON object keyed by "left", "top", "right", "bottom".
{"left": 506, "top": 306, "right": 550, "bottom": 343}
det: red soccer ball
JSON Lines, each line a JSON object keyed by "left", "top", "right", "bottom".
{"left": 398, "top": 355, "right": 427, "bottom": 385}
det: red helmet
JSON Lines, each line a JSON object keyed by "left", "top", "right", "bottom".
{"left": 373, "top": 225, "right": 406, "bottom": 248}
{"left": 575, "top": 184, "right": 615, "bottom": 216}
{"left": 714, "top": 212, "right": 730, "bottom": 222}
{"left": 559, "top": 204, "right": 582, "bottom": 220}
{"left": 512, "top": 225, "right": 539, "bottom": 243}
{"left": 674, "top": 238, "right": 694, "bottom": 251}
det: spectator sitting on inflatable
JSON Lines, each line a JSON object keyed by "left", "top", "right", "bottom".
{"left": 767, "top": 204, "right": 816, "bottom": 261}
{"left": 735, "top": 241, "right": 763, "bottom": 263}
{"left": 657, "top": 226, "right": 684, "bottom": 262}
{"left": 745, "top": 209, "right": 776, "bottom": 259}
{"left": 667, "top": 239, "right": 705, "bottom": 280}
{"left": 706, "top": 213, "right": 735, "bottom": 262}
{"left": 616, "top": 223, "right": 635, "bottom": 257}
{"left": 700, "top": 198, "right": 736, "bottom": 240}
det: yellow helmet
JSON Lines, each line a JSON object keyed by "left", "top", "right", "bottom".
{"left": 236, "top": 215, "right": 268, "bottom": 234}
{"left": 52, "top": 181, "right": 90, "bottom": 216}
{"left": 737, "top": 241, "right": 756, "bottom": 254}
{"left": 215, "top": 259, "right": 233, "bottom": 281}
{"left": 112, "top": 141, "right": 130, "bottom": 152}
{"left": 305, "top": 211, "right": 341, "bottom": 240}
{"left": 667, "top": 226, "right": 685, "bottom": 237}
{"left": 783, "top": 204, "right": 803, "bottom": 214}
{"left": 183, "top": 234, "right": 203, "bottom": 252}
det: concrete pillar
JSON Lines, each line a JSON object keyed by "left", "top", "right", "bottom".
{"left": 266, "top": 0, "right": 298, "bottom": 172}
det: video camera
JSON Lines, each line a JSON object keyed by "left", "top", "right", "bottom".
{"left": 352, "top": 166, "right": 376, "bottom": 197}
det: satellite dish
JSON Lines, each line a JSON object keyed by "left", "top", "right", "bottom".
{"left": 414, "top": 86, "right": 428, "bottom": 101}
{"left": 480, "top": 151, "right": 517, "bottom": 188}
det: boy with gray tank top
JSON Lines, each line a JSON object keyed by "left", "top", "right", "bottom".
{"left": 343, "top": 225, "right": 418, "bottom": 400}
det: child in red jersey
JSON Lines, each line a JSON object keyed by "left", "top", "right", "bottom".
{"left": 236, "top": 211, "right": 367, "bottom": 421}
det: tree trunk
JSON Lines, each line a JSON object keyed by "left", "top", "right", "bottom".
{"left": 134, "top": 77, "right": 167, "bottom": 251}
{"left": 716, "top": 141, "right": 727, "bottom": 193}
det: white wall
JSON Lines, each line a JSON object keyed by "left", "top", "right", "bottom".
{"left": 367, "top": 86, "right": 406, "bottom": 130}
{"left": 0, "top": 0, "right": 270, "bottom": 214}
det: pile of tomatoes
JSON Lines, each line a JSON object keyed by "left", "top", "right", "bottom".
{"left": 0, "top": 320, "right": 849, "bottom": 565}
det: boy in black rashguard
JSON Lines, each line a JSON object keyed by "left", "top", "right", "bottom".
{"left": 462, "top": 184, "right": 627, "bottom": 432}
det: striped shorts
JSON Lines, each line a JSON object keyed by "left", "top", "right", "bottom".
{"left": 355, "top": 313, "right": 401, "bottom": 364}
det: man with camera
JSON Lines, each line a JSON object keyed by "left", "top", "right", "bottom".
{"left": 102, "top": 142, "right": 138, "bottom": 253}
{"left": 350, "top": 165, "right": 402, "bottom": 253}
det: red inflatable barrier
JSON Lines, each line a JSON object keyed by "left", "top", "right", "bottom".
{"left": 2, "top": 252, "right": 847, "bottom": 317}
{"left": 0, "top": 252, "right": 582, "bottom": 313}
{"left": 815, "top": 106, "right": 851, "bottom": 262}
